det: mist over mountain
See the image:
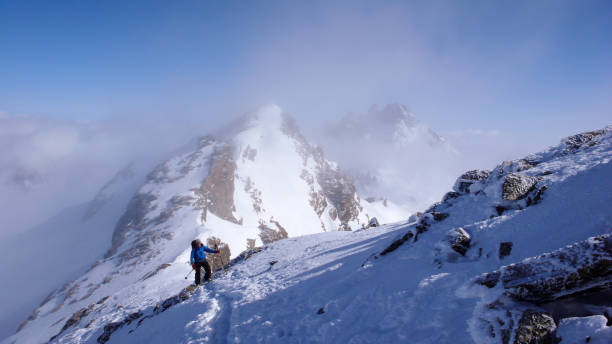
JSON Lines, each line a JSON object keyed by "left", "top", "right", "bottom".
{"left": 5, "top": 109, "right": 611, "bottom": 343}
{"left": 315, "top": 104, "right": 463, "bottom": 214}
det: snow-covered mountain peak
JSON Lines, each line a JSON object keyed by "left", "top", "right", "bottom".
{"left": 6, "top": 105, "right": 407, "bottom": 344}
{"left": 8, "top": 125, "right": 610, "bottom": 344}
{"left": 316, "top": 104, "right": 456, "bottom": 214}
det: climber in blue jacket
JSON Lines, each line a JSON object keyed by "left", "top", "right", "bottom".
{"left": 190, "top": 239, "right": 220, "bottom": 285}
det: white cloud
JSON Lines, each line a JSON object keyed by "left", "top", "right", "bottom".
{"left": 0, "top": 114, "right": 205, "bottom": 238}
{"left": 446, "top": 129, "right": 501, "bottom": 137}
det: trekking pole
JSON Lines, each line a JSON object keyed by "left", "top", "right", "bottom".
{"left": 184, "top": 267, "right": 194, "bottom": 280}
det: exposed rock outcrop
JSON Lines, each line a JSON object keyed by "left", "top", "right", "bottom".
{"left": 454, "top": 170, "right": 491, "bottom": 193}
{"left": 513, "top": 310, "right": 556, "bottom": 344}
{"left": 476, "top": 234, "right": 612, "bottom": 302}
{"left": 259, "top": 220, "right": 289, "bottom": 244}
{"left": 564, "top": 129, "right": 607, "bottom": 152}
{"left": 195, "top": 145, "right": 241, "bottom": 224}
{"left": 206, "top": 236, "right": 231, "bottom": 271}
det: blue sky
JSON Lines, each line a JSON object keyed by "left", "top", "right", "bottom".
{"left": 1, "top": 0, "right": 611, "bottom": 135}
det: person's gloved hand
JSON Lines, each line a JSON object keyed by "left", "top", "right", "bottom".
{"left": 216, "top": 250, "right": 220, "bottom": 254}
{"left": 191, "top": 263, "right": 196, "bottom": 270}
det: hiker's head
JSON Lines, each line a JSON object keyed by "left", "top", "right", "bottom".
{"left": 191, "top": 239, "right": 198, "bottom": 249}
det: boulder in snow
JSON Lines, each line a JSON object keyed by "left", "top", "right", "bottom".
{"left": 513, "top": 310, "right": 556, "bottom": 344}
{"left": 453, "top": 170, "right": 491, "bottom": 193}
{"left": 446, "top": 227, "right": 471, "bottom": 256}
{"left": 502, "top": 174, "right": 539, "bottom": 201}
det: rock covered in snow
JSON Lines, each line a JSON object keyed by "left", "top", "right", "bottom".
{"left": 564, "top": 129, "right": 607, "bottom": 152}
{"left": 555, "top": 315, "right": 612, "bottom": 344}
{"left": 476, "top": 234, "right": 612, "bottom": 302}
{"left": 513, "top": 310, "right": 556, "bottom": 344}
{"left": 453, "top": 169, "right": 491, "bottom": 194}
{"left": 446, "top": 227, "right": 471, "bottom": 256}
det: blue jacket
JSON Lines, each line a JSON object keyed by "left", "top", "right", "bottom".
{"left": 191, "top": 245, "right": 217, "bottom": 263}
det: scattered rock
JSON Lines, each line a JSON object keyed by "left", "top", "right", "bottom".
{"left": 502, "top": 174, "right": 539, "bottom": 201}
{"left": 317, "top": 307, "right": 325, "bottom": 315}
{"left": 513, "top": 310, "right": 556, "bottom": 344}
{"left": 499, "top": 242, "right": 513, "bottom": 259}
{"left": 446, "top": 227, "right": 471, "bottom": 256}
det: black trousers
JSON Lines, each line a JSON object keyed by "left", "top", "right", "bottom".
{"left": 194, "top": 260, "right": 212, "bottom": 284}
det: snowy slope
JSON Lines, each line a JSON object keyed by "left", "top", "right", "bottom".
{"left": 317, "top": 104, "right": 459, "bottom": 215}
{"left": 95, "top": 126, "right": 611, "bottom": 344}
{"left": 7, "top": 124, "right": 611, "bottom": 344}
{"left": 5, "top": 105, "right": 399, "bottom": 344}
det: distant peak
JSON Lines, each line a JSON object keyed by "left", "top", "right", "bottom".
{"left": 374, "top": 103, "right": 416, "bottom": 124}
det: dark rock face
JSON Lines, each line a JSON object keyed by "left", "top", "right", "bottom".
{"left": 318, "top": 168, "right": 362, "bottom": 227}
{"left": 454, "top": 170, "right": 491, "bottom": 193}
{"left": 476, "top": 234, "right": 612, "bottom": 302}
{"left": 502, "top": 174, "right": 539, "bottom": 201}
{"left": 499, "top": 242, "right": 513, "bottom": 259}
{"left": 513, "top": 310, "right": 556, "bottom": 344}
{"left": 285, "top": 112, "right": 364, "bottom": 229}
{"left": 446, "top": 227, "right": 471, "bottom": 256}
{"left": 195, "top": 145, "right": 241, "bottom": 224}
